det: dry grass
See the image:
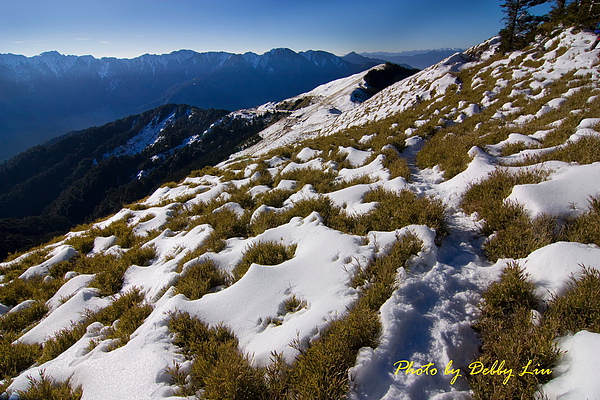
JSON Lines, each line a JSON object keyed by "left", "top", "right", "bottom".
{"left": 175, "top": 259, "right": 228, "bottom": 300}
{"left": 233, "top": 241, "right": 296, "bottom": 282}
{"left": 469, "top": 263, "right": 556, "bottom": 399}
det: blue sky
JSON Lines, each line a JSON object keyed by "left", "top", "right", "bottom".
{"left": 0, "top": 0, "right": 553, "bottom": 58}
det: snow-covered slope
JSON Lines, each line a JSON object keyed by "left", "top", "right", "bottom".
{"left": 2, "top": 28, "right": 600, "bottom": 399}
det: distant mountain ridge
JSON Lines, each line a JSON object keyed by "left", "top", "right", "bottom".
{"left": 360, "top": 48, "right": 464, "bottom": 69}
{"left": 0, "top": 48, "right": 369, "bottom": 161}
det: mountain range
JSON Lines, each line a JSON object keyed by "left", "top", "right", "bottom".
{"left": 0, "top": 48, "right": 372, "bottom": 161}
{"left": 360, "top": 48, "right": 464, "bottom": 69}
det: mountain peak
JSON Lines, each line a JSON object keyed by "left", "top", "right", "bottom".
{"left": 38, "top": 50, "right": 63, "bottom": 58}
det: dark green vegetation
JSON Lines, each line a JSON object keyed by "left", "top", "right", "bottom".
{"left": 0, "top": 104, "right": 285, "bottom": 259}
{"left": 499, "top": 0, "right": 599, "bottom": 52}
{"left": 353, "top": 62, "right": 419, "bottom": 101}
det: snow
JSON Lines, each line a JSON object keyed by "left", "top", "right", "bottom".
{"left": 295, "top": 147, "right": 322, "bottom": 161}
{"left": 438, "top": 147, "right": 497, "bottom": 205}
{"left": 47, "top": 274, "right": 96, "bottom": 311}
{"left": 338, "top": 146, "right": 373, "bottom": 167}
{"left": 19, "top": 245, "right": 78, "bottom": 280}
{"left": 4, "top": 28, "right": 600, "bottom": 400}
{"left": 540, "top": 331, "right": 600, "bottom": 400}
{"left": 495, "top": 242, "right": 600, "bottom": 301}
{"left": 507, "top": 162, "right": 600, "bottom": 218}
{"left": 18, "top": 288, "right": 109, "bottom": 345}
{"left": 106, "top": 111, "right": 179, "bottom": 158}
{"left": 170, "top": 214, "right": 375, "bottom": 366}
{"left": 9, "top": 293, "right": 181, "bottom": 400}
{"left": 338, "top": 155, "right": 391, "bottom": 182}
{"left": 485, "top": 133, "right": 540, "bottom": 156}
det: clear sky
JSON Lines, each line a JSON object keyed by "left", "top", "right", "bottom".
{"left": 0, "top": 0, "right": 553, "bottom": 59}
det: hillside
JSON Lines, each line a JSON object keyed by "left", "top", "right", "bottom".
{"left": 0, "top": 48, "right": 374, "bottom": 161}
{"left": 0, "top": 104, "right": 268, "bottom": 259}
{"left": 0, "top": 62, "right": 416, "bottom": 261}
{"left": 1, "top": 28, "right": 600, "bottom": 399}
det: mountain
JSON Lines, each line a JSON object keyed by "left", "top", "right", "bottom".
{"left": 342, "top": 51, "right": 387, "bottom": 68}
{"left": 361, "top": 48, "right": 465, "bottom": 69}
{"left": 0, "top": 62, "right": 416, "bottom": 259}
{"left": 0, "top": 48, "right": 369, "bottom": 162}
{"left": 0, "top": 104, "right": 276, "bottom": 259}
{"left": 2, "top": 29, "right": 600, "bottom": 400}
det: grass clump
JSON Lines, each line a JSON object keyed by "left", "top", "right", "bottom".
{"left": 64, "top": 233, "right": 96, "bottom": 255}
{"left": 380, "top": 146, "right": 411, "bottom": 180}
{"left": 100, "top": 301, "right": 154, "bottom": 351}
{"left": 349, "top": 188, "right": 447, "bottom": 238}
{"left": 282, "top": 295, "right": 307, "bottom": 315}
{"left": 461, "top": 168, "right": 559, "bottom": 260}
{"left": 469, "top": 262, "right": 557, "bottom": 399}
{"left": 252, "top": 189, "right": 446, "bottom": 240}
{"left": 249, "top": 209, "right": 291, "bottom": 237}
{"left": 38, "top": 323, "right": 88, "bottom": 364}
{"left": 546, "top": 267, "right": 600, "bottom": 335}
{"left": 86, "top": 245, "right": 156, "bottom": 296}
{"left": 276, "top": 167, "right": 338, "bottom": 194}
{"left": 175, "top": 259, "right": 228, "bottom": 300}
{"left": 249, "top": 195, "right": 342, "bottom": 236}
{"left": 168, "top": 312, "right": 267, "bottom": 398}
{"left": 483, "top": 212, "right": 559, "bottom": 261}
{"left": 1, "top": 249, "right": 50, "bottom": 281}
{"left": 0, "top": 337, "right": 42, "bottom": 380}
{"left": 351, "top": 233, "right": 423, "bottom": 309}
{"left": 198, "top": 207, "right": 250, "bottom": 241}
{"left": 288, "top": 303, "right": 380, "bottom": 399}
{"left": 565, "top": 195, "right": 600, "bottom": 247}
{"left": 39, "top": 288, "right": 150, "bottom": 362}
{"left": 92, "top": 216, "right": 137, "bottom": 249}
{"left": 233, "top": 241, "right": 296, "bottom": 282}
{"left": 15, "top": 371, "right": 82, "bottom": 400}
{"left": 0, "top": 301, "right": 48, "bottom": 334}
{"left": 255, "top": 188, "right": 295, "bottom": 208}
{"left": 519, "top": 136, "right": 600, "bottom": 166}
{"left": 88, "top": 255, "right": 132, "bottom": 297}
{"left": 0, "top": 276, "right": 65, "bottom": 308}
{"left": 461, "top": 168, "right": 548, "bottom": 231}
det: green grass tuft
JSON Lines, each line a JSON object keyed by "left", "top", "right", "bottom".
{"left": 0, "top": 337, "right": 42, "bottom": 380}
{"left": 461, "top": 168, "right": 559, "bottom": 261}
{"left": 168, "top": 312, "right": 267, "bottom": 398}
{"left": 0, "top": 301, "right": 48, "bottom": 335}
{"left": 469, "top": 262, "right": 557, "bottom": 399}
{"left": 233, "top": 241, "right": 296, "bottom": 282}
{"left": 175, "top": 259, "right": 228, "bottom": 300}
{"left": 15, "top": 371, "right": 82, "bottom": 400}
{"left": 546, "top": 266, "right": 600, "bottom": 335}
